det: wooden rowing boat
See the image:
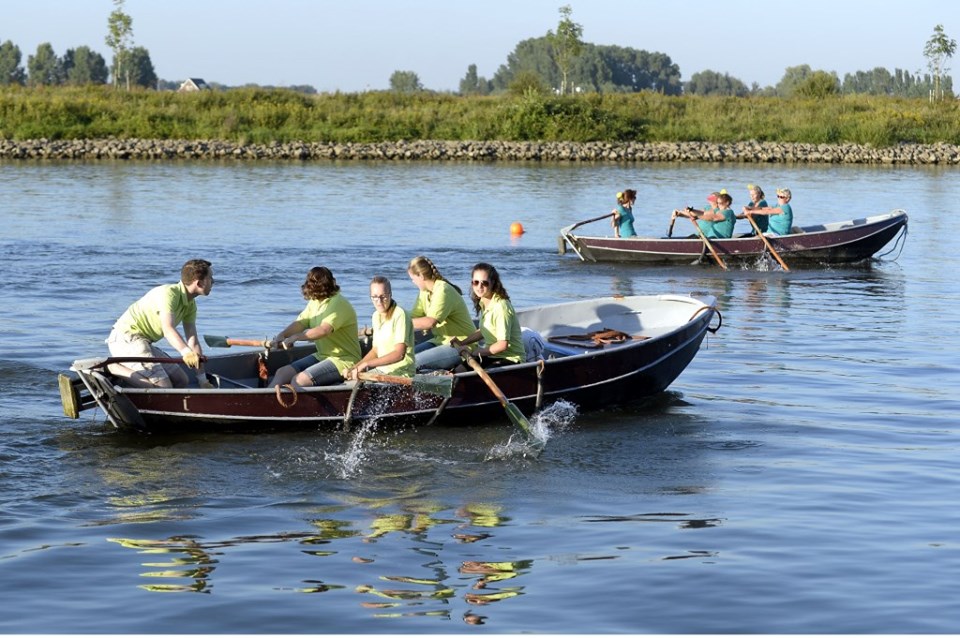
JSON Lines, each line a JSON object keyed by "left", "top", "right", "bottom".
{"left": 559, "top": 209, "right": 908, "bottom": 266}
{"left": 58, "top": 294, "right": 720, "bottom": 434}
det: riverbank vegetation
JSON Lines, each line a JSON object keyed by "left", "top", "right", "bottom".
{"left": 2, "top": 85, "right": 959, "bottom": 147}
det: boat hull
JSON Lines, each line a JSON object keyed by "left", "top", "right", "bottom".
{"left": 61, "top": 295, "right": 719, "bottom": 434}
{"left": 560, "top": 210, "right": 907, "bottom": 265}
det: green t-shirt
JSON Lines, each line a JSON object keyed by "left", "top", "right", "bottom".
{"left": 411, "top": 279, "right": 475, "bottom": 345}
{"left": 372, "top": 305, "right": 415, "bottom": 377}
{"left": 479, "top": 295, "right": 525, "bottom": 364}
{"left": 114, "top": 282, "right": 196, "bottom": 343}
{"left": 296, "top": 292, "right": 362, "bottom": 373}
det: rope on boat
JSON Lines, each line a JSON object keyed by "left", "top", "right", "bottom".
{"left": 343, "top": 381, "right": 362, "bottom": 430}
{"left": 425, "top": 375, "right": 457, "bottom": 427}
{"left": 535, "top": 359, "right": 545, "bottom": 411}
{"left": 875, "top": 223, "right": 908, "bottom": 261}
{"left": 275, "top": 383, "right": 297, "bottom": 408}
{"left": 688, "top": 305, "right": 723, "bottom": 333}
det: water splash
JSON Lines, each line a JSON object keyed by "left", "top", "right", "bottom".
{"left": 335, "top": 419, "right": 382, "bottom": 479}
{"left": 485, "top": 400, "right": 579, "bottom": 460}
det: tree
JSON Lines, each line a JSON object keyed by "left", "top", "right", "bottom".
{"left": 389, "top": 70, "right": 423, "bottom": 93}
{"left": 923, "top": 24, "right": 956, "bottom": 100}
{"left": 127, "top": 46, "right": 156, "bottom": 88}
{"left": 0, "top": 40, "right": 26, "bottom": 85}
{"left": 685, "top": 70, "right": 749, "bottom": 96}
{"left": 27, "top": 42, "right": 62, "bottom": 86}
{"left": 776, "top": 64, "right": 814, "bottom": 97}
{"left": 459, "top": 63, "right": 492, "bottom": 96}
{"left": 546, "top": 5, "right": 583, "bottom": 95}
{"left": 105, "top": 0, "right": 134, "bottom": 89}
{"left": 794, "top": 71, "right": 840, "bottom": 98}
{"left": 63, "top": 46, "right": 109, "bottom": 85}
{"left": 491, "top": 38, "right": 681, "bottom": 95}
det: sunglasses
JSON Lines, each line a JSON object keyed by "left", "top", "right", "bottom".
{"left": 472, "top": 279, "right": 490, "bottom": 287}
{"left": 777, "top": 194, "right": 788, "bottom": 198}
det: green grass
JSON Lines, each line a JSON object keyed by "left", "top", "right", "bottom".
{"left": 1, "top": 85, "right": 958, "bottom": 146}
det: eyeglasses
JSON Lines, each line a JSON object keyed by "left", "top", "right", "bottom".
{"left": 370, "top": 294, "right": 390, "bottom": 301}
{"left": 472, "top": 279, "right": 490, "bottom": 287}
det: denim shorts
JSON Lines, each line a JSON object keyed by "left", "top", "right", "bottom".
{"left": 290, "top": 354, "right": 344, "bottom": 385}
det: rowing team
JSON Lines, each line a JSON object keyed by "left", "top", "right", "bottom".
{"left": 611, "top": 184, "right": 795, "bottom": 240}
{"left": 104, "top": 256, "right": 537, "bottom": 391}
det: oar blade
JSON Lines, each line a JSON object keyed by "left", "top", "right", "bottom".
{"left": 411, "top": 374, "right": 454, "bottom": 398}
{"left": 203, "top": 334, "right": 231, "bottom": 348}
{"left": 505, "top": 401, "right": 534, "bottom": 438}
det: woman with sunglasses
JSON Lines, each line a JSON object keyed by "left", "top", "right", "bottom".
{"left": 345, "top": 276, "right": 415, "bottom": 380}
{"left": 742, "top": 188, "right": 794, "bottom": 236}
{"left": 267, "top": 266, "right": 361, "bottom": 388}
{"left": 407, "top": 255, "right": 476, "bottom": 371}
{"left": 450, "top": 263, "right": 525, "bottom": 370}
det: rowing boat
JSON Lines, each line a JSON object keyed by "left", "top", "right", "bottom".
{"left": 58, "top": 294, "right": 720, "bottom": 434}
{"left": 559, "top": 209, "right": 908, "bottom": 266}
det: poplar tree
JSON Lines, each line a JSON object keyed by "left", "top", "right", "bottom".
{"left": 923, "top": 24, "right": 957, "bottom": 101}
{"left": 105, "top": 0, "right": 134, "bottom": 90}
{"left": 547, "top": 5, "right": 583, "bottom": 95}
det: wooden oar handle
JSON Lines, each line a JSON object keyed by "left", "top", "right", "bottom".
{"left": 357, "top": 372, "right": 414, "bottom": 386}
{"left": 228, "top": 338, "right": 271, "bottom": 347}
{"left": 79, "top": 355, "right": 208, "bottom": 370}
{"left": 462, "top": 355, "right": 509, "bottom": 407}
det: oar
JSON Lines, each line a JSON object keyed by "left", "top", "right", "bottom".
{"left": 71, "top": 355, "right": 207, "bottom": 371}
{"left": 204, "top": 335, "right": 271, "bottom": 348}
{"left": 745, "top": 213, "right": 791, "bottom": 271}
{"left": 689, "top": 217, "right": 728, "bottom": 270}
{"left": 357, "top": 372, "right": 453, "bottom": 398}
{"left": 460, "top": 354, "right": 534, "bottom": 439}
{"left": 667, "top": 211, "right": 678, "bottom": 237}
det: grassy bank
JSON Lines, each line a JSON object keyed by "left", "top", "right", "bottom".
{"left": 2, "top": 85, "right": 958, "bottom": 147}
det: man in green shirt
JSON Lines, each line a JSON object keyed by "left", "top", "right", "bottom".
{"left": 106, "top": 259, "right": 214, "bottom": 388}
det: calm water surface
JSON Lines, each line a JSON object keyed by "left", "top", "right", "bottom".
{"left": 0, "top": 159, "right": 957, "bottom": 633}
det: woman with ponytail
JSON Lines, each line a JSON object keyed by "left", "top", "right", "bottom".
{"left": 407, "top": 255, "right": 477, "bottom": 371}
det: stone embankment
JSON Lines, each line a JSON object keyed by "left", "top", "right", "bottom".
{"left": 2, "top": 138, "right": 960, "bottom": 164}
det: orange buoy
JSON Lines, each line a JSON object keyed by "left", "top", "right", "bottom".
{"left": 510, "top": 222, "right": 525, "bottom": 235}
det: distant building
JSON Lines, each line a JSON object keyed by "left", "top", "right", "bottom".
{"left": 178, "top": 78, "right": 209, "bottom": 92}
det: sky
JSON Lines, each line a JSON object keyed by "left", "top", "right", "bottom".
{"left": 5, "top": 0, "right": 957, "bottom": 92}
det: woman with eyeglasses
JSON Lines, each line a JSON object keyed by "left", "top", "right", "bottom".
{"left": 742, "top": 188, "right": 794, "bottom": 236}
{"left": 345, "top": 276, "right": 415, "bottom": 380}
{"left": 267, "top": 266, "right": 361, "bottom": 387}
{"left": 736, "top": 184, "right": 769, "bottom": 235}
{"left": 450, "top": 263, "right": 525, "bottom": 370}
{"left": 407, "top": 255, "right": 476, "bottom": 371}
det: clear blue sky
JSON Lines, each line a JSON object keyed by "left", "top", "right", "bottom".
{"left": 6, "top": 0, "right": 956, "bottom": 91}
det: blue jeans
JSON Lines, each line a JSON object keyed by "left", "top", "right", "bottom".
{"left": 414, "top": 341, "right": 462, "bottom": 371}
{"left": 291, "top": 354, "right": 344, "bottom": 385}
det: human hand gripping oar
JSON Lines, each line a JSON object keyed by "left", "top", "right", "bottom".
{"left": 458, "top": 351, "right": 535, "bottom": 440}
{"left": 688, "top": 217, "right": 728, "bottom": 270}
{"left": 745, "top": 212, "right": 790, "bottom": 271}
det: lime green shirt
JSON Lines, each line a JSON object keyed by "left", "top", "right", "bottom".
{"left": 372, "top": 305, "right": 415, "bottom": 377}
{"left": 296, "top": 292, "right": 362, "bottom": 374}
{"left": 480, "top": 295, "right": 525, "bottom": 364}
{"left": 411, "top": 280, "right": 475, "bottom": 346}
{"left": 114, "top": 282, "right": 196, "bottom": 343}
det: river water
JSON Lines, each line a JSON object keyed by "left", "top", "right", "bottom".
{"left": 0, "top": 158, "right": 957, "bottom": 633}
